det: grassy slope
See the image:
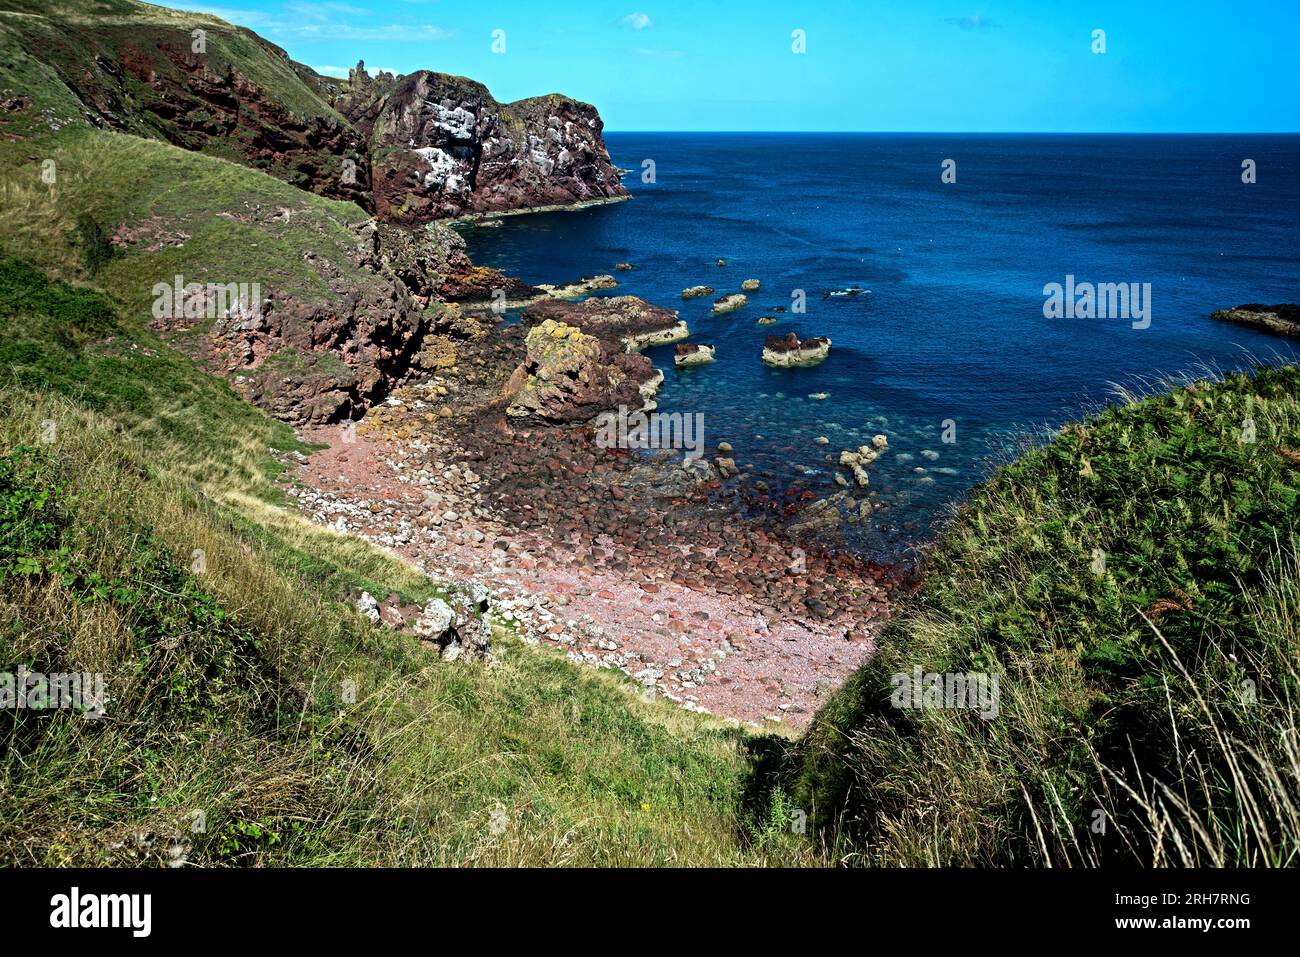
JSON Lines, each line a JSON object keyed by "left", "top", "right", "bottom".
{"left": 0, "top": 122, "right": 381, "bottom": 319}
{"left": 0, "top": 261, "right": 812, "bottom": 866}
{"left": 791, "top": 367, "right": 1300, "bottom": 866}
{"left": 0, "top": 0, "right": 341, "bottom": 123}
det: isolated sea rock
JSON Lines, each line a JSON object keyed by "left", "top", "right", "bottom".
{"left": 674, "top": 343, "right": 716, "bottom": 367}
{"left": 1211, "top": 303, "right": 1300, "bottom": 337}
{"left": 712, "top": 293, "right": 748, "bottom": 315}
{"left": 336, "top": 63, "right": 628, "bottom": 224}
{"left": 682, "top": 285, "right": 715, "bottom": 299}
{"left": 762, "top": 332, "right": 832, "bottom": 367}
{"left": 504, "top": 319, "right": 659, "bottom": 423}
{"left": 741, "top": 278, "right": 761, "bottom": 291}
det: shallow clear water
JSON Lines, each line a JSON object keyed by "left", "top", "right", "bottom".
{"left": 464, "top": 133, "right": 1300, "bottom": 558}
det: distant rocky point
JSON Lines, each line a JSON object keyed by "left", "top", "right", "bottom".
{"left": 1211, "top": 303, "right": 1300, "bottom": 337}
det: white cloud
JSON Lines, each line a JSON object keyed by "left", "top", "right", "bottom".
{"left": 622, "top": 12, "right": 652, "bottom": 31}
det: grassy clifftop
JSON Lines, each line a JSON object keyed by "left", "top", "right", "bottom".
{"left": 791, "top": 365, "right": 1300, "bottom": 866}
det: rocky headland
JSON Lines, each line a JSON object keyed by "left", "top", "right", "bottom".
{"left": 335, "top": 62, "right": 629, "bottom": 225}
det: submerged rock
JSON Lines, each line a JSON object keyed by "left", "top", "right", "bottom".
{"left": 761, "top": 332, "right": 832, "bottom": 367}
{"left": 838, "top": 445, "right": 880, "bottom": 487}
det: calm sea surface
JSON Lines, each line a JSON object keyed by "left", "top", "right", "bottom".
{"left": 464, "top": 133, "right": 1300, "bottom": 557}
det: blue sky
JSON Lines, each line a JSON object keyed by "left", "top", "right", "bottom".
{"left": 169, "top": 0, "right": 1300, "bottom": 131}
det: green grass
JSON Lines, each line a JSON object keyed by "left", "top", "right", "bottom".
{"left": 0, "top": 259, "right": 809, "bottom": 867}
{"left": 0, "top": 258, "right": 304, "bottom": 499}
{"left": 0, "top": 123, "right": 379, "bottom": 313}
{"left": 789, "top": 365, "right": 1300, "bottom": 867}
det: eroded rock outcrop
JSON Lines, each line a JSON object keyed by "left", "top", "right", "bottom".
{"left": 376, "top": 221, "right": 538, "bottom": 305}
{"left": 149, "top": 218, "right": 508, "bottom": 423}
{"left": 336, "top": 63, "right": 628, "bottom": 224}
{"left": 712, "top": 293, "right": 747, "bottom": 314}
{"left": 504, "top": 319, "right": 660, "bottom": 424}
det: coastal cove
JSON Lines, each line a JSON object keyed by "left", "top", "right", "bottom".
{"left": 463, "top": 132, "right": 1300, "bottom": 559}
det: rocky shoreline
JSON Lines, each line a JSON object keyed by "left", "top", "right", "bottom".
{"left": 281, "top": 292, "right": 908, "bottom": 727}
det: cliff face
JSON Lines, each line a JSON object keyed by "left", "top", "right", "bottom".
{"left": 335, "top": 64, "right": 629, "bottom": 225}
{"left": 4, "top": 4, "right": 626, "bottom": 223}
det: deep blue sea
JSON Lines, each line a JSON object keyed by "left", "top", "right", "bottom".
{"left": 464, "top": 134, "right": 1300, "bottom": 558}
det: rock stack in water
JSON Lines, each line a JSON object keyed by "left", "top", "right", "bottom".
{"left": 762, "top": 332, "right": 832, "bottom": 367}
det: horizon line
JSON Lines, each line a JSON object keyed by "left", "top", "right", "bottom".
{"left": 602, "top": 129, "right": 1300, "bottom": 136}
